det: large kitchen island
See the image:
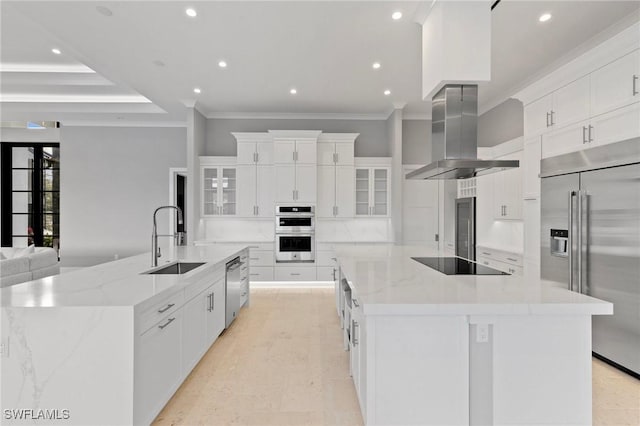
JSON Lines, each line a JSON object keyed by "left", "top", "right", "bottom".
{"left": 334, "top": 245, "right": 613, "bottom": 426}
{"left": 1, "top": 245, "right": 250, "bottom": 426}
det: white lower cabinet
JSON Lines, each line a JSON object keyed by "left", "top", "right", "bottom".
{"left": 136, "top": 310, "right": 183, "bottom": 425}
{"left": 206, "top": 279, "right": 226, "bottom": 345}
{"left": 350, "top": 296, "right": 366, "bottom": 414}
{"left": 317, "top": 266, "right": 336, "bottom": 281}
{"left": 249, "top": 266, "right": 274, "bottom": 281}
{"left": 274, "top": 265, "right": 316, "bottom": 281}
{"left": 476, "top": 246, "right": 523, "bottom": 275}
{"left": 182, "top": 289, "right": 208, "bottom": 374}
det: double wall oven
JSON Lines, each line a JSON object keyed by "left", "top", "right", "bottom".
{"left": 275, "top": 205, "right": 315, "bottom": 263}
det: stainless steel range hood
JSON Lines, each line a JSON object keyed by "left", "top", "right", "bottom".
{"left": 406, "top": 85, "right": 519, "bottom": 180}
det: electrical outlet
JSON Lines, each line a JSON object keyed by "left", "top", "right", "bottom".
{"left": 0, "top": 337, "right": 9, "bottom": 358}
{"left": 476, "top": 324, "right": 489, "bottom": 343}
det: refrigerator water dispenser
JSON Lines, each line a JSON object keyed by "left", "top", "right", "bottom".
{"left": 550, "top": 229, "right": 569, "bottom": 257}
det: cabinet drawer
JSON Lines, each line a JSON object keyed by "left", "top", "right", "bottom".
{"left": 316, "top": 250, "right": 336, "bottom": 267}
{"left": 139, "top": 291, "right": 184, "bottom": 334}
{"left": 317, "top": 266, "right": 336, "bottom": 281}
{"left": 275, "top": 266, "right": 317, "bottom": 281}
{"left": 477, "top": 247, "right": 523, "bottom": 266}
{"left": 248, "top": 266, "right": 274, "bottom": 281}
{"left": 248, "top": 250, "right": 274, "bottom": 266}
{"left": 250, "top": 243, "right": 275, "bottom": 252}
{"left": 477, "top": 256, "right": 523, "bottom": 275}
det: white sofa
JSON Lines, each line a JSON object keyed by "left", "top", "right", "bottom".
{"left": 0, "top": 247, "right": 60, "bottom": 287}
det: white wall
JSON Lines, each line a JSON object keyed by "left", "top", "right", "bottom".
{"left": 186, "top": 108, "right": 207, "bottom": 244}
{"left": 60, "top": 126, "right": 186, "bottom": 266}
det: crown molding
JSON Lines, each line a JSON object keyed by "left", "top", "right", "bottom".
{"left": 402, "top": 112, "right": 432, "bottom": 121}
{"left": 317, "top": 133, "right": 360, "bottom": 142}
{"left": 205, "top": 111, "right": 389, "bottom": 120}
{"left": 60, "top": 120, "right": 186, "bottom": 128}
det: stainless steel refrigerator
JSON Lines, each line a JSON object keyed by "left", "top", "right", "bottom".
{"left": 540, "top": 138, "right": 640, "bottom": 378}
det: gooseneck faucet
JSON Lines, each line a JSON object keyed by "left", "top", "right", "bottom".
{"left": 152, "top": 206, "right": 185, "bottom": 267}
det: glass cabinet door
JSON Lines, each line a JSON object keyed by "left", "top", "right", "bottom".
{"left": 221, "top": 168, "right": 236, "bottom": 215}
{"left": 355, "top": 168, "right": 370, "bottom": 215}
{"left": 203, "top": 167, "right": 218, "bottom": 215}
{"left": 373, "top": 168, "right": 388, "bottom": 215}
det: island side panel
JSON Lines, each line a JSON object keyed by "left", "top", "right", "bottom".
{"left": 367, "top": 314, "right": 469, "bottom": 426}
{"left": 492, "top": 315, "right": 593, "bottom": 426}
{"left": 1, "top": 306, "right": 134, "bottom": 425}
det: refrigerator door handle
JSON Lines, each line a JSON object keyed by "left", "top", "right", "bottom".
{"left": 568, "top": 190, "right": 576, "bottom": 291}
{"left": 578, "top": 190, "right": 588, "bottom": 295}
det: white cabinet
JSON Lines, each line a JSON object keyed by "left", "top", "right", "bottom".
{"left": 137, "top": 310, "right": 183, "bottom": 422}
{"left": 274, "top": 266, "right": 316, "bottom": 281}
{"left": 274, "top": 139, "right": 316, "bottom": 164}
{"left": 237, "top": 166, "right": 274, "bottom": 217}
{"left": 476, "top": 246, "right": 523, "bottom": 275}
{"left": 274, "top": 139, "right": 317, "bottom": 203}
{"left": 181, "top": 289, "right": 207, "bottom": 374}
{"left": 236, "top": 140, "right": 273, "bottom": 165}
{"left": 317, "top": 136, "right": 356, "bottom": 166}
{"left": 591, "top": 49, "right": 640, "bottom": 116}
{"left": 542, "top": 102, "right": 640, "bottom": 158}
{"left": 355, "top": 162, "right": 390, "bottom": 217}
{"left": 350, "top": 298, "right": 366, "bottom": 413}
{"left": 522, "top": 137, "right": 542, "bottom": 199}
{"left": 205, "top": 279, "right": 225, "bottom": 346}
{"left": 201, "top": 159, "right": 237, "bottom": 216}
{"left": 524, "top": 76, "right": 591, "bottom": 136}
{"left": 493, "top": 151, "right": 522, "bottom": 220}
{"left": 318, "top": 165, "right": 355, "bottom": 218}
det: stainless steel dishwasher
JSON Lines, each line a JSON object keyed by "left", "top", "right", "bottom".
{"left": 225, "top": 257, "right": 242, "bottom": 328}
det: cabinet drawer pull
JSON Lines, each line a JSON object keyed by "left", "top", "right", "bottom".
{"left": 250, "top": 257, "right": 259, "bottom": 260}
{"left": 546, "top": 112, "right": 550, "bottom": 127}
{"left": 352, "top": 320, "right": 359, "bottom": 346}
{"left": 582, "top": 126, "right": 588, "bottom": 144}
{"left": 250, "top": 273, "right": 260, "bottom": 276}
{"left": 506, "top": 257, "right": 518, "bottom": 262}
{"left": 633, "top": 74, "right": 638, "bottom": 96}
{"left": 157, "top": 303, "right": 175, "bottom": 313}
{"left": 352, "top": 299, "right": 360, "bottom": 307}
{"left": 483, "top": 261, "right": 489, "bottom": 265}
{"left": 588, "top": 125, "right": 594, "bottom": 143}
{"left": 290, "top": 273, "right": 301, "bottom": 276}
{"left": 158, "top": 317, "right": 176, "bottom": 330}
{"left": 481, "top": 252, "right": 491, "bottom": 256}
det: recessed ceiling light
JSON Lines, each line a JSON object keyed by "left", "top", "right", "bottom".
{"left": 193, "top": 88, "right": 201, "bottom": 94}
{"left": 218, "top": 60, "right": 227, "bottom": 68}
{"left": 384, "top": 90, "right": 391, "bottom": 96}
{"left": 372, "top": 62, "right": 381, "bottom": 70}
{"left": 539, "top": 13, "right": 552, "bottom": 22}
{"left": 290, "top": 88, "right": 297, "bottom": 95}
{"left": 185, "top": 8, "right": 197, "bottom": 17}
{"left": 51, "top": 48, "right": 61, "bottom": 55}
{"left": 96, "top": 6, "right": 113, "bottom": 17}
{"left": 392, "top": 11, "right": 402, "bottom": 20}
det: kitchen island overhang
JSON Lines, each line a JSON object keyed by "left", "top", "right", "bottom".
{"left": 334, "top": 245, "right": 612, "bottom": 426}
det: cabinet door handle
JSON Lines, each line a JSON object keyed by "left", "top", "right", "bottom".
{"left": 256, "top": 206, "right": 259, "bottom": 216}
{"left": 158, "top": 303, "right": 175, "bottom": 313}
{"left": 211, "top": 293, "right": 215, "bottom": 311}
{"left": 504, "top": 205, "right": 507, "bottom": 216}
{"left": 256, "top": 152, "right": 259, "bottom": 163}
{"left": 291, "top": 273, "right": 301, "bottom": 276}
{"left": 507, "top": 257, "right": 518, "bottom": 262}
{"left": 293, "top": 151, "right": 296, "bottom": 162}
{"left": 582, "top": 126, "right": 588, "bottom": 144}
{"left": 550, "top": 110, "right": 555, "bottom": 126}
{"left": 352, "top": 320, "right": 359, "bottom": 346}
{"left": 335, "top": 206, "right": 338, "bottom": 216}
{"left": 546, "top": 112, "right": 550, "bottom": 127}
{"left": 588, "top": 125, "right": 594, "bottom": 143}
{"left": 352, "top": 299, "right": 359, "bottom": 307}
{"left": 207, "top": 293, "right": 212, "bottom": 312}
{"left": 481, "top": 252, "right": 491, "bottom": 256}
{"left": 158, "top": 317, "right": 176, "bottom": 330}
{"left": 332, "top": 268, "right": 336, "bottom": 280}
{"left": 633, "top": 75, "right": 638, "bottom": 96}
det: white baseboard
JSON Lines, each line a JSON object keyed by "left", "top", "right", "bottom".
{"left": 250, "top": 281, "right": 334, "bottom": 289}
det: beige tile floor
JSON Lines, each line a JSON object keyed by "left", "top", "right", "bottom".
{"left": 154, "top": 288, "right": 639, "bottom": 426}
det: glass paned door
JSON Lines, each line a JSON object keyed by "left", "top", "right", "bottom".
{"left": 221, "top": 168, "right": 236, "bottom": 215}
{"left": 373, "top": 169, "right": 388, "bottom": 215}
{"left": 203, "top": 167, "right": 218, "bottom": 215}
{"left": 355, "top": 168, "right": 370, "bottom": 215}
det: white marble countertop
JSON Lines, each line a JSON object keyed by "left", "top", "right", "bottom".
{"left": 1, "top": 245, "right": 248, "bottom": 308}
{"left": 335, "top": 245, "right": 613, "bottom": 316}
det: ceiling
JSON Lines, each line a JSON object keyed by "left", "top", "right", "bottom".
{"left": 1, "top": 1, "right": 639, "bottom": 125}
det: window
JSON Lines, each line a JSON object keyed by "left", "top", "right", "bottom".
{"left": 1, "top": 142, "right": 60, "bottom": 251}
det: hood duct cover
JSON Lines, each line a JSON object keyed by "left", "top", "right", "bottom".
{"left": 406, "top": 84, "right": 519, "bottom": 180}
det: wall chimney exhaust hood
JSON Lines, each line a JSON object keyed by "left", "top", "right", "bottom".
{"left": 406, "top": 85, "right": 519, "bottom": 180}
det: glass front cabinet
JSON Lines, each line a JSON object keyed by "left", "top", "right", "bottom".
{"left": 201, "top": 159, "right": 237, "bottom": 216}
{"left": 355, "top": 163, "right": 390, "bottom": 216}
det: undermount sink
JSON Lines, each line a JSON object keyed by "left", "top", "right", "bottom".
{"left": 145, "top": 262, "right": 206, "bottom": 275}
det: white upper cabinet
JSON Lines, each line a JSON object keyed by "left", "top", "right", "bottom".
{"left": 317, "top": 166, "right": 335, "bottom": 217}
{"left": 317, "top": 165, "right": 355, "bottom": 218}
{"left": 524, "top": 76, "right": 590, "bottom": 136}
{"left": 255, "top": 167, "right": 275, "bottom": 217}
{"left": 335, "top": 167, "right": 355, "bottom": 217}
{"left": 552, "top": 75, "right": 591, "bottom": 129}
{"left": 201, "top": 157, "right": 237, "bottom": 216}
{"left": 317, "top": 134, "right": 357, "bottom": 166}
{"left": 294, "top": 164, "right": 317, "bottom": 203}
{"left": 590, "top": 49, "right": 640, "bottom": 117}
{"left": 274, "top": 139, "right": 317, "bottom": 164}
{"left": 355, "top": 159, "right": 391, "bottom": 217}
{"left": 274, "top": 165, "right": 296, "bottom": 203}
{"left": 524, "top": 94, "right": 553, "bottom": 136}
{"left": 233, "top": 134, "right": 274, "bottom": 165}
{"left": 236, "top": 165, "right": 257, "bottom": 217}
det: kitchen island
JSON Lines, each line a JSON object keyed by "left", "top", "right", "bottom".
{"left": 334, "top": 245, "right": 612, "bottom": 426}
{"left": 1, "top": 245, "right": 249, "bottom": 426}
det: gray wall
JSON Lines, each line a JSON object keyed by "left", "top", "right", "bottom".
{"left": 206, "top": 118, "right": 389, "bottom": 157}
{"left": 402, "top": 119, "right": 431, "bottom": 165}
{"left": 477, "top": 98, "right": 524, "bottom": 147}
{"left": 60, "top": 126, "right": 186, "bottom": 266}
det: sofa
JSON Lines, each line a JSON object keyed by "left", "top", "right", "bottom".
{"left": 0, "top": 246, "right": 60, "bottom": 287}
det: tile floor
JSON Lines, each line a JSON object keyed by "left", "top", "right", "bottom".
{"left": 153, "top": 288, "right": 639, "bottom": 426}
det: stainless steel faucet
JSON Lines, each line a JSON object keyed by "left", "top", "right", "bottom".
{"left": 152, "top": 206, "right": 186, "bottom": 267}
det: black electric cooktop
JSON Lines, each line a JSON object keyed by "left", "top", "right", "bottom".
{"left": 411, "top": 257, "right": 509, "bottom": 275}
